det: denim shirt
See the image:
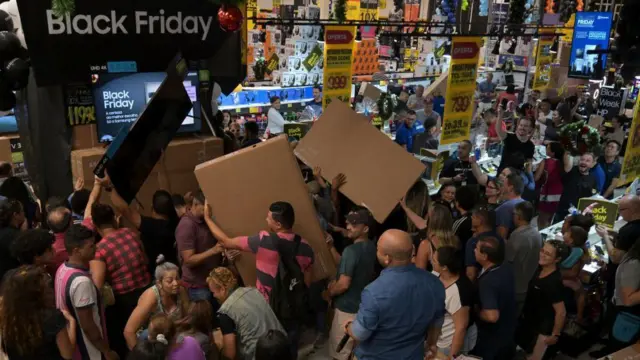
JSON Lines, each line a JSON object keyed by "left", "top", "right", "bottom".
{"left": 352, "top": 264, "right": 445, "bottom": 360}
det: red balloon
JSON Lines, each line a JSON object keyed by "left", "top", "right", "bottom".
{"left": 218, "top": 5, "right": 244, "bottom": 32}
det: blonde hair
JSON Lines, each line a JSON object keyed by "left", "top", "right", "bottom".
{"left": 430, "top": 230, "right": 459, "bottom": 249}
{"left": 428, "top": 203, "right": 454, "bottom": 234}
{"left": 207, "top": 267, "right": 238, "bottom": 290}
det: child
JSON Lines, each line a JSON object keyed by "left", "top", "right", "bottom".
{"left": 561, "top": 226, "right": 590, "bottom": 324}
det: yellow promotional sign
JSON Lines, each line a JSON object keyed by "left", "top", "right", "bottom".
{"left": 441, "top": 37, "right": 482, "bottom": 145}
{"left": 621, "top": 95, "right": 640, "bottom": 185}
{"left": 533, "top": 29, "right": 555, "bottom": 91}
{"left": 347, "top": 0, "right": 360, "bottom": 20}
{"left": 360, "top": 0, "right": 379, "bottom": 21}
{"left": 323, "top": 26, "right": 356, "bottom": 109}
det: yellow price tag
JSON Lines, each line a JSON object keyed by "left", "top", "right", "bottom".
{"left": 249, "top": 107, "right": 259, "bottom": 113}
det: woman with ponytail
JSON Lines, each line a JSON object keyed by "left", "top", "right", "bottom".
{"left": 124, "top": 255, "right": 190, "bottom": 350}
{"left": 128, "top": 313, "right": 205, "bottom": 360}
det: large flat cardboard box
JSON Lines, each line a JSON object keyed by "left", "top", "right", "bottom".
{"left": 294, "top": 101, "right": 426, "bottom": 222}
{"left": 194, "top": 135, "right": 336, "bottom": 285}
{"left": 600, "top": 343, "right": 640, "bottom": 360}
{"left": 162, "top": 137, "right": 223, "bottom": 173}
{"left": 0, "top": 136, "right": 16, "bottom": 165}
{"left": 72, "top": 124, "right": 99, "bottom": 150}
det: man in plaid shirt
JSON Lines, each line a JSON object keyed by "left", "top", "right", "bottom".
{"left": 89, "top": 200, "right": 151, "bottom": 358}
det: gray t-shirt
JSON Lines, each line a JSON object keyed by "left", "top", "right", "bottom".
{"left": 614, "top": 256, "right": 640, "bottom": 307}
{"left": 333, "top": 240, "right": 377, "bottom": 314}
{"left": 506, "top": 225, "right": 542, "bottom": 295}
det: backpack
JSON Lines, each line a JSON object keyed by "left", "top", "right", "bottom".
{"left": 268, "top": 232, "right": 310, "bottom": 326}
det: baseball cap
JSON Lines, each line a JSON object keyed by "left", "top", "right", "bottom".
{"left": 346, "top": 209, "right": 372, "bottom": 226}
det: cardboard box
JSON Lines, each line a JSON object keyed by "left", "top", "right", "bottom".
{"left": 358, "top": 82, "right": 382, "bottom": 101}
{"left": 295, "top": 101, "right": 426, "bottom": 223}
{"left": 0, "top": 136, "right": 15, "bottom": 165}
{"left": 72, "top": 124, "right": 99, "bottom": 150}
{"left": 194, "top": 135, "right": 336, "bottom": 285}
{"left": 600, "top": 343, "right": 640, "bottom": 360}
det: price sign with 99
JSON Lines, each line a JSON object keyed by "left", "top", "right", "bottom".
{"left": 450, "top": 94, "right": 472, "bottom": 113}
{"left": 327, "top": 75, "right": 348, "bottom": 91}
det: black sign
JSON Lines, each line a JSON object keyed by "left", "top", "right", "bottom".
{"left": 284, "top": 122, "right": 310, "bottom": 142}
{"left": 596, "top": 86, "right": 625, "bottom": 120}
{"left": 65, "top": 84, "right": 96, "bottom": 126}
{"left": 18, "top": 0, "right": 234, "bottom": 86}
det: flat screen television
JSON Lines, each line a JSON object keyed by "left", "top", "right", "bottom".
{"left": 568, "top": 12, "right": 613, "bottom": 79}
{"left": 94, "top": 66, "right": 194, "bottom": 204}
{"left": 93, "top": 71, "right": 201, "bottom": 142}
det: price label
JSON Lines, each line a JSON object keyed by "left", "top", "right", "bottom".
{"left": 67, "top": 106, "right": 96, "bottom": 126}
{"left": 266, "top": 54, "right": 279, "bottom": 74}
{"left": 446, "top": 90, "right": 474, "bottom": 114}
{"left": 326, "top": 75, "right": 349, "bottom": 90}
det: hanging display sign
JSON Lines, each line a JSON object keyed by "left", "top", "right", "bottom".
{"left": 621, "top": 95, "right": 640, "bottom": 185}
{"left": 533, "top": 29, "right": 555, "bottom": 91}
{"left": 360, "top": 0, "right": 379, "bottom": 21}
{"left": 322, "top": 26, "right": 355, "bottom": 109}
{"left": 568, "top": 12, "right": 613, "bottom": 79}
{"left": 441, "top": 37, "right": 481, "bottom": 145}
{"left": 17, "top": 0, "right": 237, "bottom": 86}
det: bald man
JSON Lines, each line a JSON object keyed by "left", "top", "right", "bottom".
{"left": 345, "top": 230, "right": 445, "bottom": 360}
{"left": 47, "top": 206, "right": 73, "bottom": 268}
{"left": 596, "top": 195, "right": 640, "bottom": 264}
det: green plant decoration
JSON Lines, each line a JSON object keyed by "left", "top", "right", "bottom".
{"left": 559, "top": 120, "right": 601, "bottom": 156}
{"left": 252, "top": 58, "right": 267, "bottom": 81}
{"left": 334, "top": 0, "right": 347, "bottom": 23}
{"left": 377, "top": 92, "right": 397, "bottom": 120}
{"left": 52, "top": 0, "right": 75, "bottom": 17}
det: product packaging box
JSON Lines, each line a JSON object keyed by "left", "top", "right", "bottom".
{"left": 72, "top": 124, "right": 99, "bottom": 150}
{"left": 194, "top": 135, "right": 336, "bottom": 286}
{"left": 294, "top": 101, "right": 425, "bottom": 223}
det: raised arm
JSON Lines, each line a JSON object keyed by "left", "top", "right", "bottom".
{"left": 469, "top": 155, "right": 489, "bottom": 186}
{"left": 563, "top": 152, "right": 573, "bottom": 173}
{"left": 83, "top": 178, "right": 104, "bottom": 220}
{"left": 495, "top": 108, "right": 507, "bottom": 141}
{"left": 399, "top": 197, "right": 427, "bottom": 230}
{"left": 202, "top": 200, "right": 249, "bottom": 251}
{"left": 105, "top": 173, "right": 142, "bottom": 229}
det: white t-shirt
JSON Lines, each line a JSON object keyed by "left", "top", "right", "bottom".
{"left": 267, "top": 107, "right": 286, "bottom": 134}
{"left": 437, "top": 277, "right": 474, "bottom": 349}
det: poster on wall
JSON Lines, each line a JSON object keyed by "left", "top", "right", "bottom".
{"left": 568, "top": 12, "right": 613, "bottom": 79}
{"left": 65, "top": 84, "right": 96, "bottom": 127}
{"left": 621, "top": 94, "right": 640, "bottom": 185}
{"left": 533, "top": 30, "right": 555, "bottom": 91}
{"left": 322, "top": 26, "right": 356, "bottom": 109}
{"left": 441, "top": 37, "right": 481, "bottom": 145}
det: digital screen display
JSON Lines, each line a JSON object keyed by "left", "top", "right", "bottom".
{"left": 568, "top": 12, "right": 613, "bottom": 79}
{"left": 93, "top": 72, "right": 201, "bottom": 142}
{"left": 0, "top": 110, "right": 18, "bottom": 134}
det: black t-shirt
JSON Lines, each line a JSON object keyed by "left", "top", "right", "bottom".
{"left": 0, "top": 226, "right": 20, "bottom": 284}
{"left": 218, "top": 313, "right": 237, "bottom": 335}
{"left": 4, "top": 309, "right": 66, "bottom": 360}
{"left": 558, "top": 168, "right": 598, "bottom": 213}
{"left": 440, "top": 158, "right": 478, "bottom": 186}
{"left": 498, "top": 133, "right": 535, "bottom": 172}
{"left": 475, "top": 264, "right": 517, "bottom": 344}
{"left": 616, "top": 220, "right": 640, "bottom": 252}
{"left": 453, "top": 214, "right": 474, "bottom": 250}
{"left": 522, "top": 268, "right": 565, "bottom": 335}
{"left": 139, "top": 216, "right": 178, "bottom": 273}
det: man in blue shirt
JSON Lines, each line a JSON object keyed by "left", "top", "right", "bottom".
{"left": 476, "top": 72, "right": 496, "bottom": 113}
{"left": 472, "top": 236, "right": 517, "bottom": 360}
{"left": 495, "top": 171, "right": 525, "bottom": 239}
{"left": 465, "top": 207, "right": 503, "bottom": 282}
{"left": 595, "top": 140, "right": 622, "bottom": 199}
{"left": 345, "top": 229, "right": 445, "bottom": 360}
{"left": 395, "top": 110, "right": 424, "bottom": 152}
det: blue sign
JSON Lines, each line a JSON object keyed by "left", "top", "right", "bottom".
{"left": 569, "top": 12, "right": 613, "bottom": 79}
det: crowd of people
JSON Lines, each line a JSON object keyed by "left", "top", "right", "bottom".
{"left": 0, "top": 76, "right": 639, "bottom": 360}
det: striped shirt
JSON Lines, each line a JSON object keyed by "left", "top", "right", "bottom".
{"left": 238, "top": 231, "right": 314, "bottom": 301}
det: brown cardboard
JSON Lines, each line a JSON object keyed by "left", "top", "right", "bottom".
{"left": 162, "top": 137, "right": 224, "bottom": 173}
{"left": 358, "top": 82, "right": 382, "bottom": 101}
{"left": 72, "top": 124, "right": 99, "bottom": 150}
{"left": 194, "top": 135, "right": 336, "bottom": 286}
{"left": 424, "top": 70, "right": 448, "bottom": 99}
{"left": 0, "top": 136, "right": 13, "bottom": 164}
{"left": 601, "top": 343, "right": 640, "bottom": 360}
{"left": 294, "top": 101, "right": 426, "bottom": 223}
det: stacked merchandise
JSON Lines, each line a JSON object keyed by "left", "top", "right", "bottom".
{"left": 352, "top": 39, "right": 380, "bottom": 76}
{"left": 272, "top": 6, "right": 324, "bottom": 87}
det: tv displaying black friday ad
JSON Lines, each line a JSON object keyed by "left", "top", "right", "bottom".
{"left": 93, "top": 72, "right": 201, "bottom": 142}
{"left": 568, "top": 12, "right": 613, "bottom": 79}
{"left": 93, "top": 69, "right": 193, "bottom": 204}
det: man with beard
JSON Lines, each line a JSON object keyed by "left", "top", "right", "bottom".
{"left": 344, "top": 229, "right": 445, "bottom": 360}
{"left": 495, "top": 109, "right": 535, "bottom": 175}
{"left": 555, "top": 153, "right": 599, "bottom": 223}
{"left": 326, "top": 208, "right": 377, "bottom": 360}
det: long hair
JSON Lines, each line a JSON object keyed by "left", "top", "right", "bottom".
{"left": 428, "top": 203, "right": 454, "bottom": 234}
{"left": 405, "top": 180, "right": 430, "bottom": 233}
{"left": 0, "top": 265, "right": 55, "bottom": 356}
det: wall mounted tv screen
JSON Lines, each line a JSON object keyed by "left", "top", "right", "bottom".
{"left": 93, "top": 72, "right": 201, "bottom": 142}
{"left": 568, "top": 12, "right": 613, "bottom": 79}
{"left": 0, "top": 109, "right": 18, "bottom": 134}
